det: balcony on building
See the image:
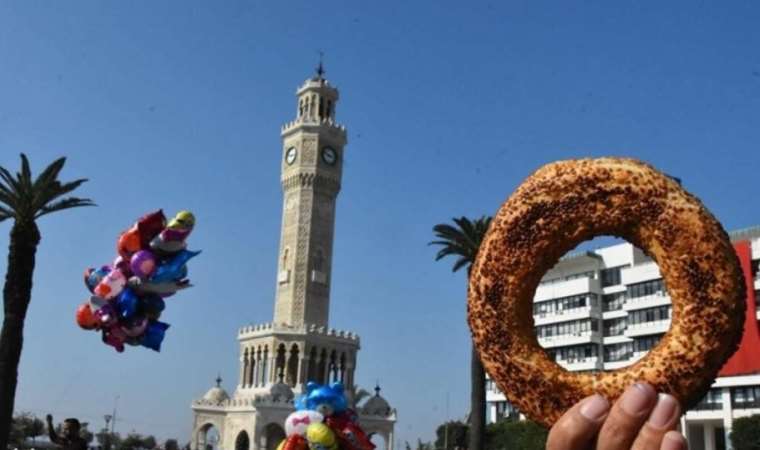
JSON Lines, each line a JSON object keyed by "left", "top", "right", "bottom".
{"left": 533, "top": 293, "right": 602, "bottom": 326}
{"left": 535, "top": 251, "right": 602, "bottom": 302}
{"left": 556, "top": 356, "right": 602, "bottom": 371}
{"left": 538, "top": 330, "right": 601, "bottom": 348}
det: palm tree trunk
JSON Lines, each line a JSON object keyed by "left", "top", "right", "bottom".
{"left": 469, "top": 344, "right": 486, "bottom": 450}
{"left": 0, "top": 222, "right": 40, "bottom": 450}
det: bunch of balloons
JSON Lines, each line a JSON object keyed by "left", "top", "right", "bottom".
{"left": 75, "top": 210, "right": 200, "bottom": 352}
{"left": 278, "top": 382, "right": 374, "bottom": 450}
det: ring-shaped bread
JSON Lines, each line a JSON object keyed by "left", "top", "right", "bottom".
{"left": 468, "top": 157, "right": 745, "bottom": 427}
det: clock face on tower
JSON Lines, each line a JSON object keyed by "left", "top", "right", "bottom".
{"left": 321, "top": 147, "right": 337, "bottom": 165}
{"left": 285, "top": 147, "right": 297, "bottom": 165}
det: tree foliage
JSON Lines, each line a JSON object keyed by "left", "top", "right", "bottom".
{"left": 165, "top": 438, "right": 180, "bottom": 450}
{"left": 485, "top": 419, "right": 548, "bottom": 450}
{"left": 434, "top": 421, "right": 468, "bottom": 450}
{"left": 730, "top": 414, "right": 760, "bottom": 450}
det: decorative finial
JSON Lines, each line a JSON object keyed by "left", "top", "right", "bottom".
{"left": 278, "top": 371, "right": 285, "bottom": 383}
{"left": 374, "top": 381, "right": 381, "bottom": 396}
{"left": 215, "top": 374, "right": 222, "bottom": 387}
{"left": 316, "top": 51, "right": 325, "bottom": 79}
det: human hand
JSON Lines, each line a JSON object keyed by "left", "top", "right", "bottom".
{"left": 546, "top": 383, "right": 687, "bottom": 450}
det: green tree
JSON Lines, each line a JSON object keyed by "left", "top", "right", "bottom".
{"left": 79, "top": 423, "right": 94, "bottom": 445}
{"left": 118, "top": 433, "right": 145, "bottom": 450}
{"left": 485, "top": 419, "right": 547, "bottom": 450}
{"left": 429, "top": 215, "right": 492, "bottom": 450}
{"left": 142, "top": 435, "right": 157, "bottom": 449}
{"left": 164, "top": 438, "right": 180, "bottom": 450}
{"left": 16, "top": 413, "right": 44, "bottom": 444}
{"left": 730, "top": 414, "right": 760, "bottom": 450}
{"left": 434, "top": 421, "right": 468, "bottom": 450}
{"left": 0, "top": 154, "right": 94, "bottom": 450}
{"left": 97, "top": 430, "right": 122, "bottom": 450}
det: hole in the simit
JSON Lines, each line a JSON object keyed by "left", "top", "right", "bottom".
{"left": 532, "top": 236, "right": 670, "bottom": 373}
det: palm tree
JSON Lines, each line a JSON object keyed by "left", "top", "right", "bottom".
{"left": 429, "top": 216, "right": 492, "bottom": 450}
{"left": 0, "top": 154, "right": 94, "bottom": 450}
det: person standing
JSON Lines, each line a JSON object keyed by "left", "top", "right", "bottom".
{"left": 46, "top": 415, "right": 88, "bottom": 450}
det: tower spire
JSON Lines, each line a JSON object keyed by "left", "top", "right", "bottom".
{"left": 315, "top": 51, "right": 325, "bottom": 80}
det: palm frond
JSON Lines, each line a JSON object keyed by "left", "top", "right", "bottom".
{"left": 0, "top": 165, "right": 21, "bottom": 196}
{"left": 34, "top": 197, "right": 95, "bottom": 219}
{"left": 32, "top": 178, "right": 89, "bottom": 212}
{"left": 451, "top": 256, "right": 470, "bottom": 273}
{"left": 0, "top": 204, "right": 14, "bottom": 222}
{"left": 430, "top": 215, "right": 493, "bottom": 274}
{"left": 31, "top": 157, "right": 66, "bottom": 192}
{"left": 19, "top": 154, "right": 33, "bottom": 191}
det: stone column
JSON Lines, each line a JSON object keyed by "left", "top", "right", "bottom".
{"left": 239, "top": 352, "right": 247, "bottom": 389}
{"left": 722, "top": 387, "right": 734, "bottom": 450}
{"left": 703, "top": 423, "right": 715, "bottom": 450}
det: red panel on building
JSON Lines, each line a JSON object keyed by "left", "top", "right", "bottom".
{"left": 719, "top": 241, "right": 760, "bottom": 376}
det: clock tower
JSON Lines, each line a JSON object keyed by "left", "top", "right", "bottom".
{"left": 191, "top": 67, "right": 396, "bottom": 450}
{"left": 276, "top": 63, "right": 347, "bottom": 328}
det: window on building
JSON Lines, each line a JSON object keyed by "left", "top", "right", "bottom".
{"left": 553, "top": 344, "right": 599, "bottom": 361}
{"left": 601, "top": 267, "right": 623, "bottom": 287}
{"left": 603, "top": 318, "right": 627, "bottom": 337}
{"left": 533, "top": 294, "right": 597, "bottom": 315}
{"left": 633, "top": 334, "right": 663, "bottom": 353}
{"left": 604, "top": 343, "right": 633, "bottom": 362}
{"left": 536, "top": 319, "right": 597, "bottom": 339}
{"left": 732, "top": 386, "right": 760, "bottom": 409}
{"left": 626, "top": 279, "right": 667, "bottom": 299}
{"left": 694, "top": 388, "right": 723, "bottom": 410}
{"left": 602, "top": 292, "right": 626, "bottom": 312}
{"left": 628, "top": 306, "right": 671, "bottom": 325}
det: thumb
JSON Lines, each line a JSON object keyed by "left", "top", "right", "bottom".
{"left": 546, "top": 394, "right": 610, "bottom": 450}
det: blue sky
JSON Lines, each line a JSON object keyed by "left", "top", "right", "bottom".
{"left": 0, "top": 0, "right": 758, "bottom": 447}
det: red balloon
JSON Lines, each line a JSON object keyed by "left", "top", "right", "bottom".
{"left": 76, "top": 303, "right": 98, "bottom": 330}
{"left": 117, "top": 226, "right": 142, "bottom": 258}
{"left": 137, "top": 210, "right": 167, "bottom": 247}
{"left": 282, "top": 435, "right": 307, "bottom": 450}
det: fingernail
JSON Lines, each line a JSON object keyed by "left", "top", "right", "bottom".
{"left": 621, "top": 383, "right": 656, "bottom": 415}
{"left": 649, "top": 394, "right": 680, "bottom": 428}
{"left": 580, "top": 394, "right": 610, "bottom": 420}
{"left": 662, "top": 431, "right": 686, "bottom": 450}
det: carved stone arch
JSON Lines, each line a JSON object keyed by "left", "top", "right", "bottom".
{"left": 195, "top": 422, "right": 220, "bottom": 450}
{"left": 234, "top": 430, "right": 250, "bottom": 450}
{"left": 287, "top": 343, "right": 300, "bottom": 387}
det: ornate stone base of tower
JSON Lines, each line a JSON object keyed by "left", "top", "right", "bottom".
{"left": 190, "top": 323, "right": 396, "bottom": 450}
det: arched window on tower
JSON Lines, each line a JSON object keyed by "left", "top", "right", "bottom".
{"left": 246, "top": 348, "right": 255, "bottom": 387}
{"left": 260, "top": 347, "right": 269, "bottom": 386}
{"left": 307, "top": 347, "right": 318, "bottom": 383}
{"left": 318, "top": 96, "right": 324, "bottom": 119}
{"left": 317, "top": 348, "right": 328, "bottom": 384}
{"left": 327, "top": 100, "right": 333, "bottom": 119}
{"left": 242, "top": 348, "right": 249, "bottom": 387}
{"left": 286, "top": 344, "right": 300, "bottom": 387}
{"left": 339, "top": 352, "right": 346, "bottom": 383}
{"left": 276, "top": 344, "right": 287, "bottom": 382}
{"left": 299, "top": 99, "right": 304, "bottom": 118}
{"left": 328, "top": 350, "right": 338, "bottom": 383}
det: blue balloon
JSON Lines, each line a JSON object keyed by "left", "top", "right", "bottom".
{"left": 116, "top": 288, "right": 139, "bottom": 320}
{"left": 140, "top": 321, "right": 170, "bottom": 352}
{"left": 295, "top": 382, "right": 347, "bottom": 413}
{"left": 150, "top": 250, "right": 201, "bottom": 283}
{"left": 140, "top": 294, "right": 166, "bottom": 320}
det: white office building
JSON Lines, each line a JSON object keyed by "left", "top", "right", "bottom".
{"left": 486, "top": 226, "right": 760, "bottom": 450}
